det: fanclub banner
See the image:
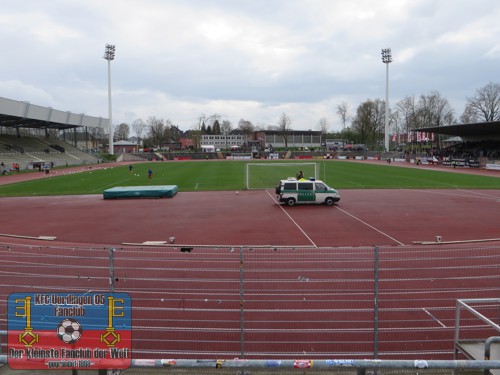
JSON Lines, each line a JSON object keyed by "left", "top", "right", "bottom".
{"left": 8, "top": 292, "right": 131, "bottom": 370}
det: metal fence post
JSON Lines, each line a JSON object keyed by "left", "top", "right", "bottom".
{"left": 240, "top": 246, "right": 245, "bottom": 358}
{"left": 109, "top": 247, "right": 115, "bottom": 293}
{"left": 374, "top": 246, "right": 379, "bottom": 359}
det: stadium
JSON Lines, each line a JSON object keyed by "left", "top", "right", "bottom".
{"left": 2, "top": 97, "right": 500, "bottom": 374}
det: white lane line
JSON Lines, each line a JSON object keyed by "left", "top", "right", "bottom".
{"left": 456, "top": 189, "right": 500, "bottom": 200}
{"left": 335, "top": 206, "right": 405, "bottom": 246}
{"left": 423, "top": 308, "right": 447, "bottom": 328}
{"left": 265, "top": 190, "right": 317, "bottom": 248}
{"left": 409, "top": 188, "right": 500, "bottom": 200}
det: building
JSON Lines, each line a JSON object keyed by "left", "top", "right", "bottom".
{"left": 200, "top": 133, "right": 247, "bottom": 150}
{"left": 255, "top": 130, "right": 322, "bottom": 149}
{"left": 113, "top": 140, "right": 138, "bottom": 153}
{"left": 199, "top": 130, "right": 324, "bottom": 150}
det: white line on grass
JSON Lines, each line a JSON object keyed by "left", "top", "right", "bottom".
{"left": 334, "top": 206, "right": 405, "bottom": 246}
{"left": 265, "top": 190, "right": 317, "bottom": 248}
{"left": 97, "top": 177, "right": 132, "bottom": 191}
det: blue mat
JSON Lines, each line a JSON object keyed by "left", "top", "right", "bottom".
{"left": 103, "top": 185, "right": 178, "bottom": 199}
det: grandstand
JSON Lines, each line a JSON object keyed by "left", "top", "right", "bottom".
{"left": 0, "top": 134, "right": 98, "bottom": 170}
{"left": 418, "top": 121, "right": 500, "bottom": 161}
{"left": 0, "top": 96, "right": 104, "bottom": 170}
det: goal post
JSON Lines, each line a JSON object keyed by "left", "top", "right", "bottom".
{"left": 245, "top": 162, "right": 318, "bottom": 189}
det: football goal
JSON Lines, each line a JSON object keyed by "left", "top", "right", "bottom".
{"left": 245, "top": 162, "right": 318, "bottom": 189}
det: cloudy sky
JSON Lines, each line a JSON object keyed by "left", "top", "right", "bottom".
{"left": 1, "top": 0, "right": 500, "bottom": 133}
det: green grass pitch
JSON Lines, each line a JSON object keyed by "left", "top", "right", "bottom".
{"left": 0, "top": 160, "right": 500, "bottom": 197}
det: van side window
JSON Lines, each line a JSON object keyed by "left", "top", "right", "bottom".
{"left": 315, "top": 183, "right": 327, "bottom": 191}
{"left": 283, "top": 182, "right": 296, "bottom": 190}
{"left": 298, "top": 182, "right": 313, "bottom": 190}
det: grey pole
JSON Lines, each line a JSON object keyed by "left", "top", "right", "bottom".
{"left": 381, "top": 48, "right": 392, "bottom": 152}
{"left": 109, "top": 247, "right": 115, "bottom": 293}
{"left": 239, "top": 247, "right": 245, "bottom": 357}
{"left": 103, "top": 44, "right": 116, "bottom": 155}
{"left": 374, "top": 246, "right": 379, "bottom": 359}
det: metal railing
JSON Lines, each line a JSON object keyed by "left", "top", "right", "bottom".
{"left": 2, "top": 242, "right": 500, "bottom": 371}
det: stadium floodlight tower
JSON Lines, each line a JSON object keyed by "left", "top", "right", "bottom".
{"left": 381, "top": 48, "right": 392, "bottom": 152}
{"left": 103, "top": 44, "right": 116, "bottom": 155}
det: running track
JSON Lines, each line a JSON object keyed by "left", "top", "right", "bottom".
{"left": 1, "top": 161, "right": 500, "bottom": 360}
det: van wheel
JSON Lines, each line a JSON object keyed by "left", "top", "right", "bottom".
{"left": 286, "top": 198, "right": 296, "bottom": 206}
{"left": 325, "top": 197, "right": 335, "bottom": 206}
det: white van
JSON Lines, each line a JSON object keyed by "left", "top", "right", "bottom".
{"left": 275, "top": 178, "right": 340, "bottom": 206}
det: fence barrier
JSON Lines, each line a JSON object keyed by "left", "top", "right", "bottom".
{"left": 2, "top": 242, "right": 500, "bottom": 373}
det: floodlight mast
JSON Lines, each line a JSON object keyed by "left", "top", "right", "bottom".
{"left": 104, "top": 44, "right": 116, "bottom": 155}
{"left": 381, "top": 48, "right": 392, "bottom": 152}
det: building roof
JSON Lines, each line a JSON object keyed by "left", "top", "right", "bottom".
{"left": 262, "top": 129, "right": 322, "bottom": 136}
{"left": 114, "top": 140, "right": 137, "bottom": 146}
{"left": 0, "top": 96, "right": 107, "bottom": 131}
{"left": 418, "top": 121, "right": 500, "bottom": 141}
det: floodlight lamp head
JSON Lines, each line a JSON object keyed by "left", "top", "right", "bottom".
{"left": 381, "top": 48, "right": 392, "bottom": 64}
{"left": 103, "top": 44, "right": 116, "bottom": 61}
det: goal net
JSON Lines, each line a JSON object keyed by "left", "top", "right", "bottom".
{"left": 245, "top": 162, "right": 318, "bottom": 189}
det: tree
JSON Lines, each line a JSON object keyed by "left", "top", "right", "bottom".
{"left": 463, "top": 82, "right": 500, "bottom": 122}
{"left": 318, "top": 117, "right": 328, "bottom": 133}
{"left": 220, "top": 120, "right": 232, "bottom": 134}
{"left": 341, "top": 126, "right": 356, "bottom": 144}
{"left": 395, "top": 95, "right": 418, "bottom": 138}
{"left": 277, "top": 113, "right": 292, "bottom": 149}
{"left": 202, "top": 114, "right": 221, "bottom": 133}
{"left": 254, "top": 122, "right": 267, "bottom": 131}
{"left": 395, "top": 92, "right": 454, "bottom": 144}
{"left": 145, "top": 117, "right": 165, "bottom": 147}
{"left": 190, "top": 115, "right": 207, "bottom": 151}
{"left": 212, "top": 120, "right": 221, "bottom": 135}
{"left": 390, "top": 111, "right": 403, "bottom": 144}
{"left": 114, "top": 123, "right": 130, "bottom": 141}
{"left": 162, "top": 119, "right": 174, "bottom": 143}
{"left": 336, "top": 102, "right": 349, "bottom": 132}
{"left": 238, "top": 119, "right": 255, "bottom": 135}
{"left": 415, "top": 91, "right": 454, "bottom": 128}
{"left": 460, "top": 104, "right": 480, "bottom": 124}
{"left": 131, "top": 118, "right": 147, "bottom": 146}
{"left": 318, "top": 117, "right": 328, "bottom": 145}
{"left": 89, "top": 126, "right": 105, "bottom": 150}
{"left": 351, "top": 99, "right": 385, "bottom": 147}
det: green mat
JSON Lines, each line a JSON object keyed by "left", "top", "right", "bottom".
{"left": 103, "top": 185, "right": 178, "bottom": 199}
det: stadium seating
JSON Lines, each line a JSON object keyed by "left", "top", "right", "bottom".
{"left": 0, "top": 134, "right": 98, "bottom": 171}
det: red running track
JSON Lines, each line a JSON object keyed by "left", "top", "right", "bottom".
{"left": 1, "top": 162, "right": 500, "bottom": 360}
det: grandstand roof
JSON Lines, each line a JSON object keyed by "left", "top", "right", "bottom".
{"left": 0, "top": 96, "right": 107, "bottom": 131}
{"left": 419, "top": 121, "right": 500, "bottom": 141}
